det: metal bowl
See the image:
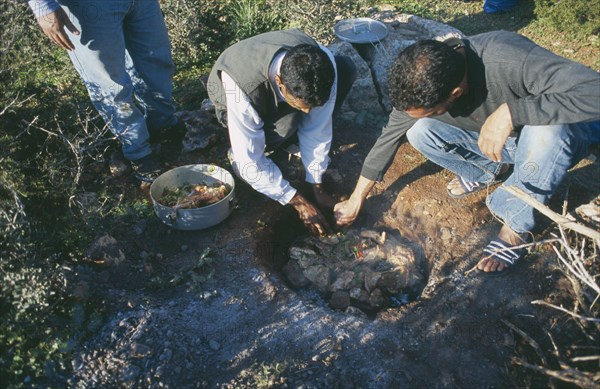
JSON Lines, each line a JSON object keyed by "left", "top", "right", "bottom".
{"left": 149, "top": 164, "right": 235, "bottom": 230}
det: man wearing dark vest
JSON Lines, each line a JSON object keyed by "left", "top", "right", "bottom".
{"left": 208, "top": 29, "right": 356, "bottom": 235}
{"left": 334, "top": 31, "right": 599, "bottom": 274}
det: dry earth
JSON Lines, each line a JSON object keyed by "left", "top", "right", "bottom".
{"left": 66, "top": 106, "right": 599, "bottom": 388}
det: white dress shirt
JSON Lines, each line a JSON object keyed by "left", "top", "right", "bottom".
{"left": 222, "top": 44, "right": 337, "bottom": 205}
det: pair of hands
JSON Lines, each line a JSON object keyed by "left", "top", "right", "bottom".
{"left": 290, "top": 183, "right": 365, "bottom": 236}
{"left": 36, "top": 9, "right": 80, "bottom": 51}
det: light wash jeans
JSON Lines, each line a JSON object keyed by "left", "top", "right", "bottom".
{"left": 58, "top": 0, "right": 176, "bottom": 160}
{"left": 407, "top": 118, "right": 600, "bottom": 233}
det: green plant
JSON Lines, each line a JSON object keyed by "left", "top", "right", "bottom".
{"left": 535, "top": 0, "right": 600, "bottom": 37}
{"left": 0, "top": 179, "right": 71, "bottom": 387}
{"left": 229, "top": 0, "right": 286, "bottom": 41}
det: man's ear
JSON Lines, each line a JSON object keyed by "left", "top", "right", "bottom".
{"left": 275, "top": 74, "right": 284, "bottom": 88}
{"left": 448, "top": 86, "right": 464, "bottom": 102}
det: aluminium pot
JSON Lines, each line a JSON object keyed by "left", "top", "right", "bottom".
{"left": 149, "top": 164, "right": 235, "bottom": 230}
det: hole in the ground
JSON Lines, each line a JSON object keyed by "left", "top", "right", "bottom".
{"left": 257, "top": 207, "right": 429, "bottom": 316}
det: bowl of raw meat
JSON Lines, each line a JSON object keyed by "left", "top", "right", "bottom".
{"left": 150, "top": 164, "right": 235, "bottom": 230}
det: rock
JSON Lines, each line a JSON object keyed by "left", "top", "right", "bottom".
{"left": 327, "top": 40, "right": 383, "bottom": 114}
{"left": 159, "top": 349, "right": 173, "bottom": 362}
{"left": 378, "top": 271, "right": 410, "bottom": 293}
{"left": 119, "top": 364, "right": 141, "bottom": 383}
{"left": 360, "top": 230, "right": 385, "bottom": 245}
{"left": 282, "top": 260, "right": 310, "bottom": 288}
{"left": 177, "top": 109, "right": 221, "bottom": 153}
{"left": 329, "top": 291, "right": 351, "bottom": 310}
{"left": 303, "top": 265, "right": 332, "bottom": 293}
{"left": 109, "top": 151, "right": 129, "bottom": 177}
{"left": 209, "top": 340, "right": 221, "bottom": 351}
{"left": 364, "top": 270, "right": 381, "bottom": 293}
{"left": 131, "top": 342, "right": 152, "bottom": 358}
{"left": 440, "top": 227, "right": 453, "bottom": 245}
{"left": 329, "top": 12, "right": 465, "bottom": 113}
{"left": 330, "top": 271, "right": 355, "bottom": 292}
{"left": 289, "top": 246, "right": 318, "bottom": 265}
{"left": 369, "top": 288, "right": 386, "bottom": 308}
{"left": 349, "top": 287, "right": 370, "bottom": 305}
{"left": 85, "top": 234, "right": 126, "bottom": 266}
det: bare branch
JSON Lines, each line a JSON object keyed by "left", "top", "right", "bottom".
{"left": 531, "top": 300, "right": 600, "bottom": 323}
{"left": 503, "top": 186, "right": 600, "bottom": 241}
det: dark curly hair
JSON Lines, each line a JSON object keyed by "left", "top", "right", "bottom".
{"left": 388, "top": 40, "right": 466, "bottom": 111}
{"left": 280, "top": 44, "right": 335, "bottom": 107}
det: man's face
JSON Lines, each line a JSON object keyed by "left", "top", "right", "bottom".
{"left": 275, "top": 74, "right": 313, "bottom": 114}
{"left": 281, "top": 87, "right": 312, "bottom": 114}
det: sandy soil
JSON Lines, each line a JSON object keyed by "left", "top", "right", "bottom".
{"left": 68, "top": 113, "right": 598, "bottom": 388}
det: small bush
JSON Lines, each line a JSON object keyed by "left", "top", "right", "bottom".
{"left": 535, "top": 0, "right": 600, "bottom": 36}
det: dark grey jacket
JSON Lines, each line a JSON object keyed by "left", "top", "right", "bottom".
{"left": 361, "top": 31, "right": 600, "bottom": 181}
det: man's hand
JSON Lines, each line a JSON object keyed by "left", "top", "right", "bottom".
{"left": 333, "top": 196, "right": 362, "bottom": 227}
{"left": 478, "top": 103, "right": 513, "bottom": 162}
{"left": 333, "top": 175, "right": 376, "bottom": 228}
{"left": 288, "top": 192, "right": 332, "bottom": 236}
{"left": 311, "top": 184, "right": 336, "bottom": 211}
{"left": 37, "top": 9, "right": 80, "bottom": 51}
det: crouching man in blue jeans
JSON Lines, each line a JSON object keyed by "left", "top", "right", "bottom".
{"left": 335, "top": 31, "right": 600, "bottom": 274}
{"left": 27, "top": 0, "right": 185, "bottom": 181}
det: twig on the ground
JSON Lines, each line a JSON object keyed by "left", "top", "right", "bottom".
{"left": 501, "top": 319, "right": 548, "bottom": 366}
{"left": 503, "top": 186, "right": 600, "bottom": 241}
{"left": 512, "top": 358, "right": 600, "bottom": 389}
{"left": 531, "top": 300, "right": 600, "bottom": 323}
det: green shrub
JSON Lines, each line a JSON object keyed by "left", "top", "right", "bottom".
{"left": 229, "top": 0, "right": 286, "bottom": 41}
{"left": 535, "top": 0, "right": 600, "bottom": 36}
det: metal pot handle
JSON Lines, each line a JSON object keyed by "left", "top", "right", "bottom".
{"left": 166, "top": 208, "right": 180, "bottom": 226}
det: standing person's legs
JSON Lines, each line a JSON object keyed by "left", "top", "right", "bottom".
{"left": 123, "top": 0, "right": 177, "bottom": 133}
{"left": 59, "top": 0, "right": 153, "bottom": 162}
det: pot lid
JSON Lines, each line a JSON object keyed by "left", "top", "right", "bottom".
{"left": 334, "top": 18, "right": 389, "bottom": 44}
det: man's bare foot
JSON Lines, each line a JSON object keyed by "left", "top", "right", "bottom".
{"left": 477, "top": 225, "right": 526, "bottom": 273}
{"left": 447, "top": 165, "right": 510, "bottom": 198}
{"left": 446, "top": 177, "right": 478, "bottom": 197}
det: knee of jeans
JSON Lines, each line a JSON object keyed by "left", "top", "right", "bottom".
{"left": 520, "top": 124, "right": 570, "bottom": 148}
{"left": 406, "top": 119, "right": 436, "bottom": 151}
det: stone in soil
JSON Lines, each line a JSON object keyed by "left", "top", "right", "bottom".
{"left": 283, "top": 229, "right": 425, "bottom": 313}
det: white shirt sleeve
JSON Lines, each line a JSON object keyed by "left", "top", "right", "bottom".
{"left": 28, "top": 0, "right": 61, "bottom": 18}
{"left": 298, "top": 44, "right": 337, "bottom": 184}
{"left": 221, "top": 72, "right": 297, "bottom": 205}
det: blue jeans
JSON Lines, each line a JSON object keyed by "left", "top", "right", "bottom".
{"left": 59, "top": 0, "right": 176, "bottom": 160}
{"left": 407, "top": 118, "right": 600, "bottom": 233}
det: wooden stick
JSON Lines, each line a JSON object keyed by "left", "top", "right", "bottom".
{"left": 502, "top": 186, "right": 600, "bottom": 241}
{"left": 512, "top": 358, "right": 600, "bottom": 388}
{"left": 502, "top": 319, "right": 548, "bottom": 366}
{"left": 531, "top": 300, "right": 600, "bottom": 323}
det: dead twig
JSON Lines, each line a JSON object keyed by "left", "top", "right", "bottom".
{"left": 502, "top": 186, "right": 600, "bottom": 241}
{"left": 512, "top": 358, "right": 600, "bottom": 389}
{"left": 501, "top": 319, "right": 548, "bottom": 367}
{"left": 531, "top": 300, "right": 600, "bottom": 323}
